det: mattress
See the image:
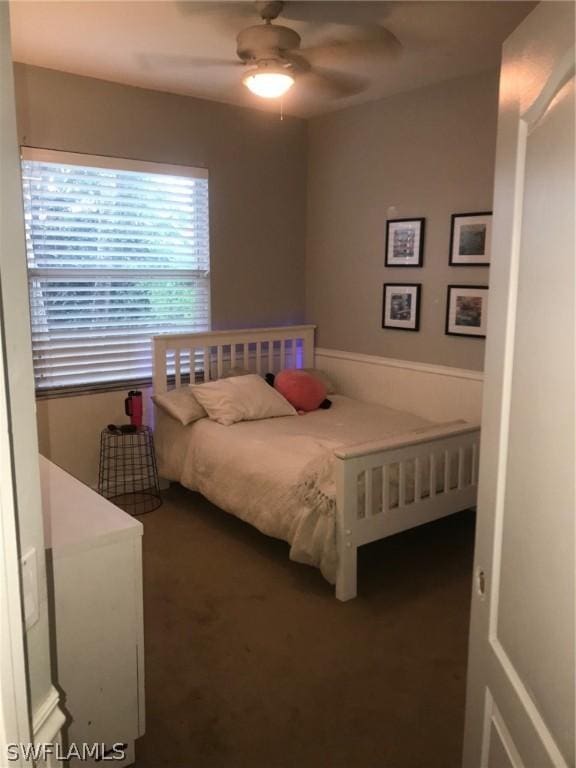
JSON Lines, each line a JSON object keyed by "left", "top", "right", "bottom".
{"left": 154, "top": 395, "right": 434, "bottom": 584}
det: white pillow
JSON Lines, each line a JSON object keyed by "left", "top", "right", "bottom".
{"left": 152, "top": 387, "right": 206, "bottom": 426}
{"left": 191, "top": 374, "right": 296, "bottom": 426}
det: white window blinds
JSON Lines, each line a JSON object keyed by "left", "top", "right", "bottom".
{"left": 21, "top": 149, "right": 210, "bottom": 393}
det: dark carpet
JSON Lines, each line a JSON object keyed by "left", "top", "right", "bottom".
{"left": 135, "top": 484, "right": 475, "bottom": 768}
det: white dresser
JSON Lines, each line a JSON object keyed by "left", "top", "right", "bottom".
{"left": 40, "top": 456, "right": 145, "bottom": 767}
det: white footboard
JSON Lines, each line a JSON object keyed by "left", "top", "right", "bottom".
{"left": 334, "top": 423, "right": 480, "bottom": 601}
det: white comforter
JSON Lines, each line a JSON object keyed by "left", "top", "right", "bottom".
{"left": 156, "top": 395, "right": 432, "bottom": 584}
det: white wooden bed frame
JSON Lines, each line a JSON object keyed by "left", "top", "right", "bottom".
{"left": 153, "top": 325, "right": 480, "bottom": 601}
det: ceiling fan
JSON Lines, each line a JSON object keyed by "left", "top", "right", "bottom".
{"left": 181, "top": 0, "right": 401, "bottom": 100}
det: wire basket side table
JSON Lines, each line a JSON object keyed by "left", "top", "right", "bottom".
{"left": 98, "top": 426, "right": 162, "bottom": 515}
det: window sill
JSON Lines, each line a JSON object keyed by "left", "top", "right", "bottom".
{"left": 34, "top": 373, "right": 198, "bottom": 400}
{"left": 35, "top": 378, "right": 154, "bottom": 401}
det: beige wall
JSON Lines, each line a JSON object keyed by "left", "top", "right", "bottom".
{"left": 14, "top": 64, "right": 307, "bottom": 485}
{"left": 14, "top": 64, "right": 307, "bottom": 329}
{"left": 35, "top": 387, "right": 155, "bottom": 489}
{"left": 306, "top": 69, "right": 499, "bottom": 371}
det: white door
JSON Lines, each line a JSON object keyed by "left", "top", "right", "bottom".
{"left": 463, "top": 3, "right": 575, "bottom": 767}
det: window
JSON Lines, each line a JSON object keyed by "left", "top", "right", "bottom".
{"left": 21, "top": 148, "right": 210, "bottom": 394}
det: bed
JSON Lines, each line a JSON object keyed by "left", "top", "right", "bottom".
{"left": 152, "top": 325, "right": 480, "bottom": 601}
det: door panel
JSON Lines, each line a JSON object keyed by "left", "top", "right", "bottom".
{"left": 498, "top": 76, "right": 574, "bottom": 763}
{"left": 487, "top": 700, "right": 524, "bottom": 768}
{"left": 463, "top": 3, "right": 575, "bottom": 767}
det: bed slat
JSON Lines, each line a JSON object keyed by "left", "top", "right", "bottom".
{"left": 256, "top": 342, "right": 262, "bottom": 375}
{"left": 414, "top": 457, "right": 422, "bottom": 502}
{"left": 364, "top": 470, "right": 373, "bottom": 518}
{"left": 217, "top": 346, "right": 224, "bottom": 378}
{"left": 444, "top": 450, "right": 450, "bottom": 493}
{"left": 267, "top": 341, "right": 274, "bottom": 372}
{"left": 382, "top": 464, "right": 389, "bottom": 513}
{"left": 203, "top": 349, "right": 210, "bottom": 382}
{"left": 399, "top": 462, "right": 406, "bottom": 507}
{"left": 430, "top": 454, "right": 437, "bottom": 498}
{"left": 174, "top": 349, "right": 181, "bottom": 388}
{"left": 189, "top": 348, "right": 195, "bottom": 384}
{"left": 458, "top": 447, "right": 465, "bottom": 490}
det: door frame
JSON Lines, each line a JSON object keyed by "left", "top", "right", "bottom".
{"left": 0, "top": 314, "right": 32, "bottom": 764}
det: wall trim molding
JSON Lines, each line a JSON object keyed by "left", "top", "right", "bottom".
{"left": 315, "top": 346, "right": 483, "bottom": 423}
{"left": 316, "top": 347, "right": 484, "bottom": 382}
{"left": 32, "top": 685, "right": 66, "bottom": 745}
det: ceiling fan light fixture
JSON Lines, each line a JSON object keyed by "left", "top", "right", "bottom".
{"left": 242, "top": 62, "right": 294, "bottom": 98}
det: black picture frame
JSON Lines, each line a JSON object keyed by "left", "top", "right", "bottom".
{"left": 449, "top": 212, "right": 492, "bottom": 266}
{"left": 385, "top": 218, "right": 425, "bottom": 267}
{"left": 445, "top": 284, "right": 489, "bottom": 338}
{"left": 382, "top": 283, "right": 421, "bottom": 332}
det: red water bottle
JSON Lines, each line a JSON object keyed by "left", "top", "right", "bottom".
{"left": 124, "top": 390, "right": 143, "bottom": 427}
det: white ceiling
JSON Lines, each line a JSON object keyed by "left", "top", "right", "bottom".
{"left": 9, "top": 1, "right": 535, "bottom": 118}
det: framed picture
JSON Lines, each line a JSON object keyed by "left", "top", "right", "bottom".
{"left": 382, "top": 283, "right": 421, "bottom": 332}
{"left": 385, "top": 218, "right": 425, "bottom": 267}
{"left": 449, "top": 211, "right": 492, "bottom": 266}
{"left": 445, "top": 285, "right": 488, "bottom": 338}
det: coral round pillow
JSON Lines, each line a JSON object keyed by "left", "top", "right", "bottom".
{"left": 274, "top": 369, "right": 327, "bottom": 412}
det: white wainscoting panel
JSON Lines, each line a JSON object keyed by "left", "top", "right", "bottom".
{"left": 32, "top": 686, "right": 66, "bottom": 768}
{"left": 316, "top": 348, "right": 484, "bottom": 423}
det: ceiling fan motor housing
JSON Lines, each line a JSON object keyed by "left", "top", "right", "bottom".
{"left": 255, "top": 1, "right": 284, "bottom": 21}
{"left": 236, "top": 24, "right": 301, "bottom": 63}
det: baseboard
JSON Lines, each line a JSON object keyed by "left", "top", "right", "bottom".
{"left": 315, "top": 348, "right": 484, "bottom": 423}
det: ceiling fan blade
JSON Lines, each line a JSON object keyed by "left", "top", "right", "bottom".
{"left": 298, "top": 67, "right": 368, "bottom": 99}
{"left": 301, "top": 25, "right": 402, "bottom": 65}
{"left": 282, "top": 1, "right": 390, "bottom": 26}
{"left": 184, "top": 57, "right": 244, "bottom": 68}
{"left": 175, "top": 2, "right": 255, "bottom": 19}
{"left": 139, "top": 53, "right": 243, "bottom": 72}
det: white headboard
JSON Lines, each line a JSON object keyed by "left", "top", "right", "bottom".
{"left": 152, "top": 325, "right": 316, "bottom": 394}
